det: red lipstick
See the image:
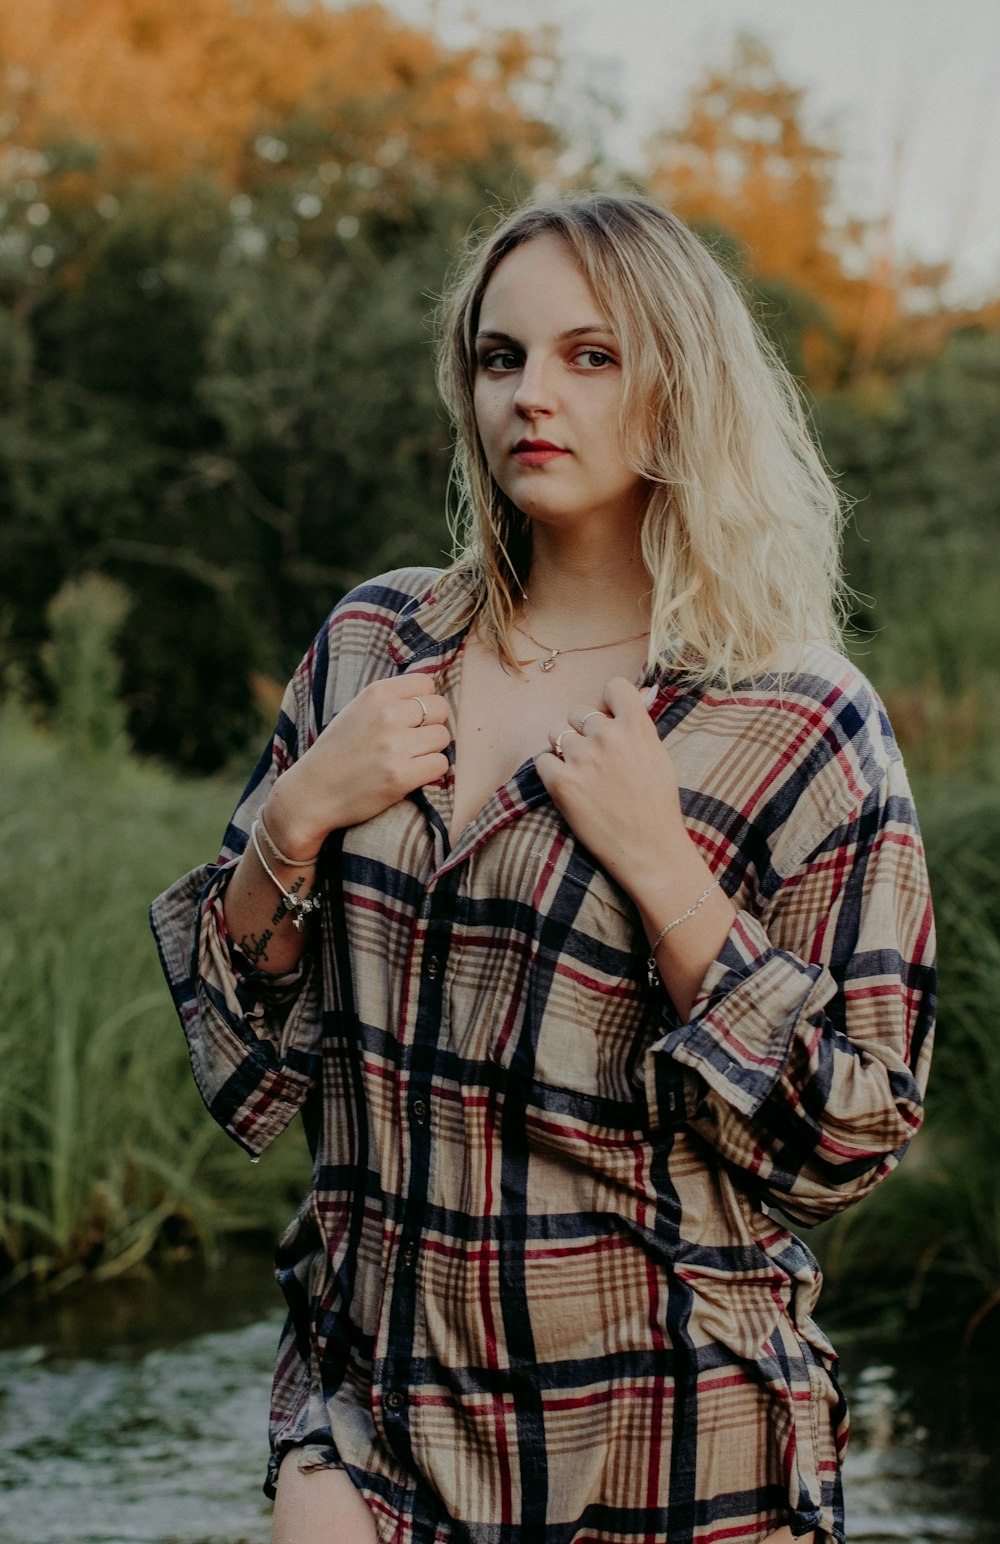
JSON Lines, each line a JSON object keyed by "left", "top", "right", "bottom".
{"left": 513, "top": 439, "right": 569, "bottom": 466}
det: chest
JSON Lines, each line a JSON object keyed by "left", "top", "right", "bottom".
{"left": 448, "top": 631, "right": 649, "bottom": 844}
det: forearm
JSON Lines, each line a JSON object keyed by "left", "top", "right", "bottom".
{"left": 625, "top": 835, "right": 736, "bottom": 1021}
{"left": 222, "top": 801, "right": 321, "bottom": 974}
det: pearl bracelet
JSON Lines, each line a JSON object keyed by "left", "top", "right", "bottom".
{"left": 646, "top": 879, "right": 720, "bottom": 988}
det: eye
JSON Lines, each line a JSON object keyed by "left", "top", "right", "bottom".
{"left": 575, "top": 348, "right": 616, "bottom": 369}
{"left": 479, "top": 347, "right": 521, "bottom": 372}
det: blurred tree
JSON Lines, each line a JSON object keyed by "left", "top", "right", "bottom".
{"left": 816, "top": 330, "right": 1000, "bottom": 774}
{"left": 0, "top": 0, "right": 556, "bottom": 196}
{"left": 646, "top": 35, "right": 895, "bottom": 386}
{"left": 0, "top": 1, "right": 569, "bottom": 769}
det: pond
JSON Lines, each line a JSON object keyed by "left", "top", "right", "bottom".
{"left": 0, "top": 1255, "right": 994, "bottom": 1544}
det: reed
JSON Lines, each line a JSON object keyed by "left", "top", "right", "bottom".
{"left": 816, "top": 784, "right": 1000, "bottom": 1344}
{"left": 0, "top": 707, "right": 310, "bottom": 1292}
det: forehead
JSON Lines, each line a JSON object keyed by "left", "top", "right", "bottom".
{"left": 477, "top": 233, "right": 607, "bottom": 332}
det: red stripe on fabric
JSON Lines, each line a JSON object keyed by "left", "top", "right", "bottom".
{"left": 417, "top": 1233, "right": 624, "bottom": 1264}
{"left": 555, "top": 960, "right": 641, "bottom": 1000}
{"left": 535, "top": 1383, "right": 674, "bottom": 1412}
{"left": 523, "top": 1111, "right": 647, "bottom": 1151}
{"left": 698, "top": 1518, "right": 784, "bottom": 1544}
{"left": 702, "top": 1011, "right": 786, "bottom": 1069}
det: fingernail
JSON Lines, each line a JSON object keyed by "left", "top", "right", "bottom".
{"left": 643, "top": 684, "right": 658, "bottom": 707}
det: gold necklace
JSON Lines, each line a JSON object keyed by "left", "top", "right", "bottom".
{"left": 513, "top": 620, "right": 650, "bottom": 673}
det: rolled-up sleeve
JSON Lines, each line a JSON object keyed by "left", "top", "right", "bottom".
{"left": 645, "top": 733, "right": 936, "bottom": 1226}
{"left": 150, "top": 660, "right": 325, "bottom": 1158}
{"left": 151, "top": 858, "right": 322, "bottom": 1157}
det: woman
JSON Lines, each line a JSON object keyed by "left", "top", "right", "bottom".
{"left": 152, "top": 194, "right": 935, "bottom": 1544}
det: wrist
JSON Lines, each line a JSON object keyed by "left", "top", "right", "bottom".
{"left": 619, "top": 824, "right": 706, "bottom": 914}
{"left": 263, "top": 775, "right": 330, "bottom": 861}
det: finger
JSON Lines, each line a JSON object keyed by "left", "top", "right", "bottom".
{"left": 394, "top": 673, "right": 448, "bottom": 704}
{"left": 546, "top": 725, "right": 578, "bottom": 760}
{"left": 400, "top": 691, "right": 451, "bottom": 728}
{"left": 568, "top": 704, "right": 607, "bottom": 734}
{"left": 603, "top": 675, "right": 646, "bottom": 718}
{"left": 415, "top": 752, "right": 450, "bottom": 786}
{"left": 408, "top": 723, "right": 452, "bottom": 756}
{"left": 534, "top": 748, "right": 563, "bottom": 787}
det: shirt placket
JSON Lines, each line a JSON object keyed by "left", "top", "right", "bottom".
{"left": 375, "top": 842, "right": 458, "bottom": 1466}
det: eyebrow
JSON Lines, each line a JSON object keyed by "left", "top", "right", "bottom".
{"left": 474, "top": 325, "right": 616, "bottom": 344}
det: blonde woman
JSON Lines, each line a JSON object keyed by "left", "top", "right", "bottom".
{"left": 152, "top": 194, "right": 935, "bottom": 1544}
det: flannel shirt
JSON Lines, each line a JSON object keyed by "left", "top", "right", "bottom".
{"left": 151, "top": 566, "right": 935, "bottom": 1544}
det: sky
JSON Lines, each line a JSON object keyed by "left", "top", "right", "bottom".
{"left": 388, "top": 0, "right": 1000, "bottom": 304}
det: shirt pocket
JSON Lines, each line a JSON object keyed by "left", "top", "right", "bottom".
{"left": 489, "top": 843, "right": 655, "bottom": 1108}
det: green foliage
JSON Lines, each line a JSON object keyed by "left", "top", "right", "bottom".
{"left": 817, "top": 331, "right": 1000, "bottom": 780}
{"left": 0, "top": 709, "right": 310, "bottom": 1291}
{"left": 816, "top": 787, "right": 1000, "bottom": 1342}
{"left": 0, "top": 174, "right": 488, "bottom": 770}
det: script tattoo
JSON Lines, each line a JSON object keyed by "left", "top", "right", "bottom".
{"left": 270, "top": 874, "right": 309, "bottom": 930}
{"left": 239, "top": 928, "right": 273, "bottom": 966}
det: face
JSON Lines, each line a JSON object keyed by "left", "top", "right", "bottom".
{"left": 472, "top": 233, "right": 646, "bottom": 534}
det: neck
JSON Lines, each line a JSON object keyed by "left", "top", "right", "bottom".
{"left": 521, "top": 521, "right": 650, "bottom": 646}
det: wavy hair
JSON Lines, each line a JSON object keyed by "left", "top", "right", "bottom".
{"left": 435, "top": 192, "right": 847, "bottom": 684}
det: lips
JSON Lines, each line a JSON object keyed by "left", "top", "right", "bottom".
{"left": 512, "top": 438, "right": 569, "bottom": 466}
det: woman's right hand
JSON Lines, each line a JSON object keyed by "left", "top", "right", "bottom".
{"left": 263, "top": 674, "right": 452, "bottom": 857}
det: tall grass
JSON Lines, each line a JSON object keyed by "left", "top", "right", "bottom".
{"left": 0, "top": 707, "right": 310, "bottom": 1291}
{"left": 815, "top": 786, "right": 1000, "bottom": 1345}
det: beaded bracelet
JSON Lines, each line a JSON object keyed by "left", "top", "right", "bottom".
{"left": 646, "top": 879, "right": 720, "bottom": 988}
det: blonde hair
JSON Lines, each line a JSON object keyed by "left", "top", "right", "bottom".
{"left": 435, "top": 192, "right": 847, "bottom": 685}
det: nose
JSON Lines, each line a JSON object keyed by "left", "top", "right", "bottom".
{"left": 512, "top": 352, "right": 553, "bottom": 418}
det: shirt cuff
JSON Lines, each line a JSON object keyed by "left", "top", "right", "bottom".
{"left": 644, "top": 910, "right": 833, "bottom": 1127}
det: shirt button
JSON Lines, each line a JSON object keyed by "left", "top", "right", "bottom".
{"left": 410, "top": 1097, "right": 428, "bottom": 1122}
{"left": 385, "top": 1391, "right": 405, "bottom": 1412}
{"left": 426, "top": 954, "right": 441, "bottom": 978}
{"left": 402, "top": 1243, "right": 417, "bottom": 1265}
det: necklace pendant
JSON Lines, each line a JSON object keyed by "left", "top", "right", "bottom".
{"left": 540, "top": 651, "right": 558, "bottom": 672}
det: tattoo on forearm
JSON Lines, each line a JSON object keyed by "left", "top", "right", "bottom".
{"left": 270, "top": 874, "right": 309, "bottom": 930}
{"left": 240, "top": 928, "right": 274, "bottom": 966}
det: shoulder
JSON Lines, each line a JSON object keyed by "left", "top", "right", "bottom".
{"left": 298, "top": 564, "right": 443, "bottom": 682}
{"left": 325, "top": 565, "right": 447, "bottom": 640}
{"left": 680, "top": 643, "right": 906, "bottom": 876}
{"left": 284, "top": 566, "right": 458, "bottom": 735}
{"left": 764, "top": 641, "right": 900, "bottom": 792}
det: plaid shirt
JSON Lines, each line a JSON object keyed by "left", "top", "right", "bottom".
{"left": 151, "top": 567, "right": 935, "bottom": 1544}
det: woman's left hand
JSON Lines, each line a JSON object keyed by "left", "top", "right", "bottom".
{"left": 539, "top": 676, "right": 736, "bottom": 1018}
{"left": 536, "top": 676, "right": 690, "bottom": 903}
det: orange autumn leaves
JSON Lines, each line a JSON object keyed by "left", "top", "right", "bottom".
{"left": 0, "top": 0, "right": 553, "bottom": 192}
{"left": 0, "top": 7, "right": 982, "bottom": 382}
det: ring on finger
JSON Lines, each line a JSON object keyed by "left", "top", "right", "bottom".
{"left": 550, "top": 729, "right": 570, "bottom": 761}
{"left": 413, "top": 696, "right": 428, "bottom": 729}
{"left": 575, "top": 710, "right": 605, "bottom": 732}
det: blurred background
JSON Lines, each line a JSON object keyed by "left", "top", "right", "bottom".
{"left": 1, "top": 2, "right": 998, "bottom": 1540}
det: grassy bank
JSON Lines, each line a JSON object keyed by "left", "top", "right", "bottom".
{"left": 816, "top": 781, "right": 1000, "bottom": 1346}
{"left": 0, "top": 708, "right": 310, "bottom": 1292}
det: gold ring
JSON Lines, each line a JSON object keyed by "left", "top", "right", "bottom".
{"left": 414, "top": 696, "right": 428, "bottom": 728}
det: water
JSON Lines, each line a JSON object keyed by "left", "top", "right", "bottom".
{"left": 0, "top": 1259, "right": 995, "bottom": 1544}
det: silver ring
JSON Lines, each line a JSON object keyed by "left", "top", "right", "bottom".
{"left": 576, "top": 710, "right": 605, "bottom": 732}
{"left": 552, "top": 730, "right": 569, "bottom": 760}
{"left": 413, "top": 696, "right": 428, "bottom": 729}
